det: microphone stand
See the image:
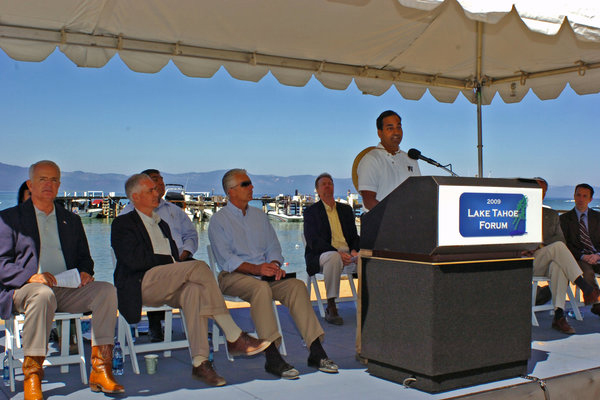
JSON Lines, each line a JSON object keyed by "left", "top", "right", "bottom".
{"left": 438, "top": 164, "right": 459, "bottom": 177}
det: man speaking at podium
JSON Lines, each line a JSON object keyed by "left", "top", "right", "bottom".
{"left": 357, "top": 110, "right": 421, "bottom": 211}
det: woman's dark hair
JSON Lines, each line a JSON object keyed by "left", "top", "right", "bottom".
{"left": 18, "top": 181, "right": 29, "bottom": 204}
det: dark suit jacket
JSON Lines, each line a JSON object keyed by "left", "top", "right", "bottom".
{"left": 303, "top": 200, "right": 360, "bottom": 277}
{"left": 111, "top": 210, "right": 179, "bottom": 324}
{"left": 0, "top": 199, "right": 94, "bottom": 319}
{"left": 560, "top": 208, "right": 600, "bottom": 260}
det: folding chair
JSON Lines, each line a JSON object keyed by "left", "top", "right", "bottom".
{"left": 206, "top": 245, "right": 286, "bottom": 361}
{"left": 111, "top": 249, "right": 190, "bottom": 374}
{"left": 4, "top": 312, "right": 87, "bottom": 392}
{"left": 117, "top": 306, "right": 190, "bottom": 374}
{"left": 531, "top": 276, "right": 582, "bottom": 326}
{"left": 306, "top": 266, "right": 358, "bottom": 318}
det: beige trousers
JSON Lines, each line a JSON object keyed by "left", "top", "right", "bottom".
{"left": 13, "top": 281, "right": 117, "bottom": 357}
{"left": 319, "top": 249, "right": 356, "bottom": 300}
{"left": 533, "top": 241, "right": 584, "bottom": 310}
{"left": 141, "top": 260, "right": 229, "bottom": 358}
{"left": 218, "top": 271, "right": 324, "bottom": 346}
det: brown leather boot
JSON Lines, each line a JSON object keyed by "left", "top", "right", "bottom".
{"left": 23, "top": 356, "right": 45, "bottom": 400}
{"left": 89, "top": 345, "right": 125, "bottom": 394}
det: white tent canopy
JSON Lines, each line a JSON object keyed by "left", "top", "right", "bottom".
{"left": 1, "top": 0, "right": 599, "bottom": 104}
{"left": 1, "top": 0, "right": 599, "bottom": 173}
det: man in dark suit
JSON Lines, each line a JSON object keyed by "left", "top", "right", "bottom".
{"left": 0, "top": 160, "right": 124, "bottom": 399}
{"left": 304, "top": 173, "right": 359, "bottom": 325}
{"left": 111, "top": 173, "right": 269, "bottom": 387}
{"left": 560, "top": 183, "right": 600, "bottom": 315}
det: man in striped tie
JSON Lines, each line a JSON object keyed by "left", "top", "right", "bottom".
{"left": 560, "top": 183, "right": 600, "bottom": 316}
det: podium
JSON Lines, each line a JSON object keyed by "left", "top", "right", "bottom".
{"left": 359, "top": 176, "right": 542, "bottom": 393}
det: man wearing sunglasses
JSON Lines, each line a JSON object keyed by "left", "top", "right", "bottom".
{"left": 209, "top": 169, "right": 338, "bottom": 380}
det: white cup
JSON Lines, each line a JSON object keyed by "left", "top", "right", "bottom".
{"left": 144, "top": 354, "right": 158, "bottom": 374}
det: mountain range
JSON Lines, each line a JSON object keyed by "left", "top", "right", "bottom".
{"left": 0, "top": 162, "right": 355, "bottom": 197}
{"left": 0, "top": 162, "right": 584, "bottom": 198}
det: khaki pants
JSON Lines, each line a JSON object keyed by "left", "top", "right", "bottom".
{"left": 533, "top": 242, "right": 584, "bottom": 310}
{"left": 141, "top": 260, "right": 229, "bottom": 358}
{"left": 13, "top": 280, "right": 117, "bottom": 357}
{"left": 218, "top": 271, "right": 324, "bottom": 346}
{"left": 319, "top": 249, "right": 356, "bottom": 300}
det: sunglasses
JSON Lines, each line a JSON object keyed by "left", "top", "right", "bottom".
{"left": 234, "top": 180, "right": 252, "bottom": 188}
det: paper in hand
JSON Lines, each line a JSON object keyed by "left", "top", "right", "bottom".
{"left": 54, "top": 269, "right": 81, "bottom": 288}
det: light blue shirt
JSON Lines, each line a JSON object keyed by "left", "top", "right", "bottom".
{"left": 121, "top": 199, "right": 198, "bottom": 256}
{"left": 34, "top": 206, "right": 67, "bottom": 275}
{"left": 575, "top": 208, "right": 589, "bottom": 231}
{"left": 208, "top": 202, "right": 283, "bottom": 274}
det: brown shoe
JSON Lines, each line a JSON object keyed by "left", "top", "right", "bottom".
{"left": 89, "top": 345, "right": 125, "bottom": 394}
{"left": 584, "top": 288, "right": 600, "bottom": 305}
{"left": 325, "top": 307, "right": 343, "bottom": 325}
{"left": 552, "top": 317, "right": 575, "bottom": 334}
{"left": 192, "top": 361, "right": 226, "bottom": 386}
{"left": 227, "top": 332, "right": 270, "bottom": 356}
{"left": 23, "top": 356, "right": 45, "bottom": 400}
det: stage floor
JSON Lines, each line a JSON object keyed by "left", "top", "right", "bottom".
{"left": 2, "top": 301, "right": 600, "bottom": 400}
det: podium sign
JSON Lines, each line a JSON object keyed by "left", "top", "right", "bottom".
{"left": 439, "top": 184, "right": 542, "bottom": 246}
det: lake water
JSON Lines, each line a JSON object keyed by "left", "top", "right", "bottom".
{"left": 0, "top": 192, "right": 307, "bottom": 284}
{"left": 1, "top": 191, "right": 597, "bottom": 285}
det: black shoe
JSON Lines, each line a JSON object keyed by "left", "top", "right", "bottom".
{"left": 591, "top": 303, "right": 600, "bottom": 316}
{"left": 535, "top": 286, "right": 552, "bottom": 306}
{"left": 264, "top": 360, "right": 299, "bottom": 379}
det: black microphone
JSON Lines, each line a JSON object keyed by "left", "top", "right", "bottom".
{"left": 407, "top": 148, "right": 441, "bottom": 167}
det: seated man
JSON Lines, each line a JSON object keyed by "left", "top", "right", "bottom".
{"left": 527, "top": 178, "right": 600, "bottom": 333}
{"left": 304, "top": 173, "right": 359, "bottom": 325}
{"left": 208, "top": 169, "right": 338, "bottom": 380}
{"left": 560, "top": 183, "right": 600, "bottom": 316}
{"left": 120, "top": 168, "right": 198, "bottom": 342}
{"left": 111, "top": 173, "right": 270, "bottom": 387}
{"left": 0, "top": 160, "right": 124, "bottom": 399}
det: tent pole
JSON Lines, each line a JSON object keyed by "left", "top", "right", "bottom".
{"left": 477, "top": 85, "right": 483, "bottom": 177}
{"left": 476, "top": 21, "right": 483, "bottom": 178}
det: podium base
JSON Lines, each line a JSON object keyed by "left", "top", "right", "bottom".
{"left": 368, "top": 359, "right": 527, "bottom": 393}
{"left": 361, "top": 256, "right": 532, "bottom": 394}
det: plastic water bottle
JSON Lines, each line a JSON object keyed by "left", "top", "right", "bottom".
{"left": 3, "top": 352, "right": 9, "bottom": 386}
{"left": 208, "top": 333, "right": 214, "bottom": 362}
{"left": 112, "top": 342, "right": 124, "bottom": 376}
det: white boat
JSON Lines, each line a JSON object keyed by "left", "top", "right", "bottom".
{"left": 267, "top": 210, "right": 303, "bottom": 223}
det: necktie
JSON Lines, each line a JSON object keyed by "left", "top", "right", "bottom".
{"left": 579, "top": 213, "right": 596, "bottom": 254}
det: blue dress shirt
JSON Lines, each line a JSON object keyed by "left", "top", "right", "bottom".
{"left": 208, "top": 202, "right": 283, "bottom": 274}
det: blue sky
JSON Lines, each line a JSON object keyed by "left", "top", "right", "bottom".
{"left": 1, "top": 49, "right": 599, "bottom": 187}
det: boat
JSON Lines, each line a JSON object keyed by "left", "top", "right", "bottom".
{"left": 164, "top": 184, "right": 194, "bottom": 221}
{"left": 71, "top": 191, "right": 105, "bottom": 218}
{"left": 265, "top": 193, "right": 313, "bottom": 223}
{"left": 267, "top": 209, "right": 304, "bottom": 223}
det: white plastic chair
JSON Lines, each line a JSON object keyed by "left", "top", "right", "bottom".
{"left": 531, "top": 276, "right": 582, "bottom": 326}
{"left": 4, "top": 312, "right": 87, "bottom": 392}
{"left": 206, "top": 245, "right": 286, "bottom": 361}
{"left": 306, "top": 266, "right": 358, "bottom": 318}
{"left": 111, "top": 249, "right": 190, "bottom": 374}
{"left": 117, "top": 306, "right": 190, "bottom": 374}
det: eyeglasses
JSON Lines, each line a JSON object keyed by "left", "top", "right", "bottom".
{"left": 233, "top": 180, "right": 252, "bottom": 189}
